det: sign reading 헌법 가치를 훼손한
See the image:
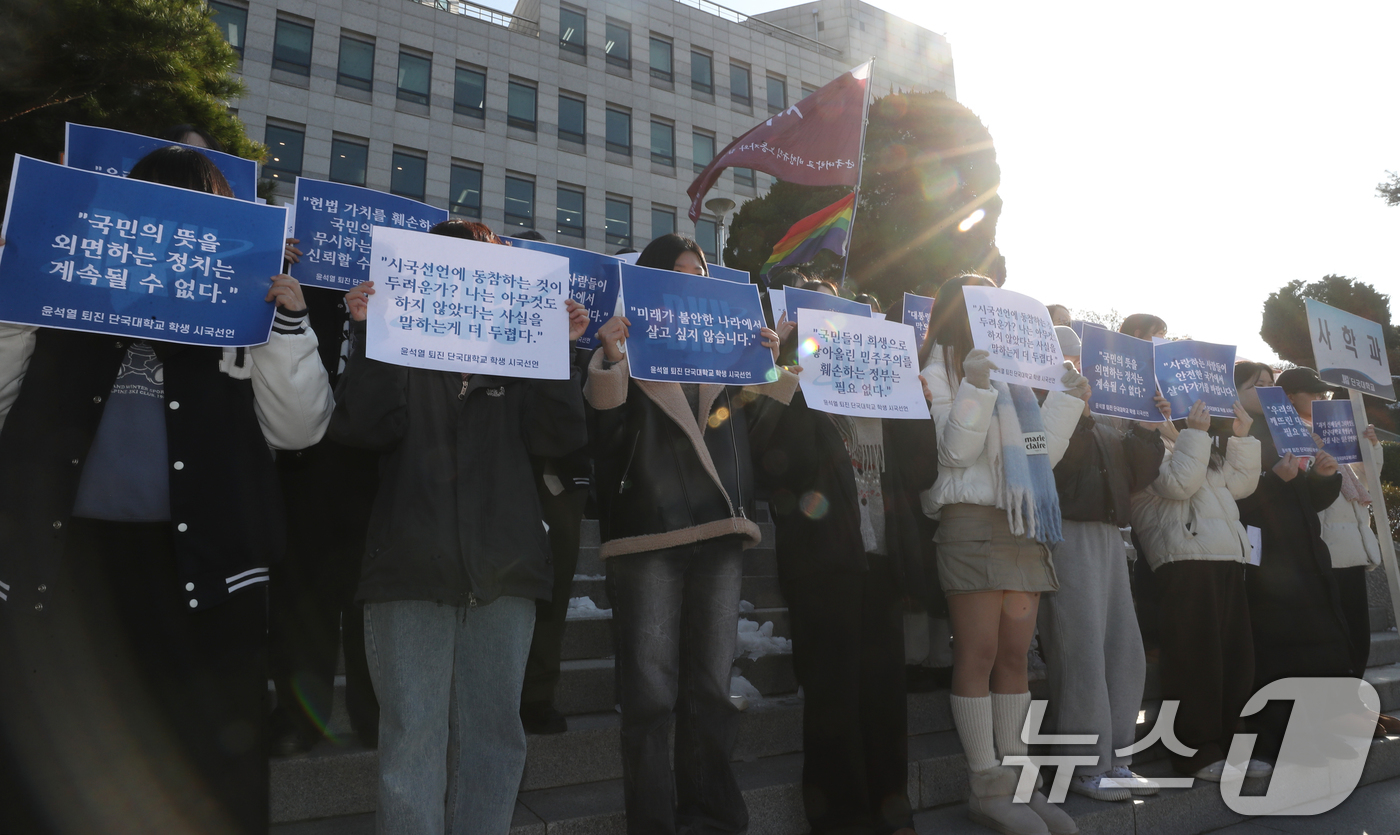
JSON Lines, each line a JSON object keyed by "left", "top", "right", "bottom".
{"left": 1081, "top": 326, "right": 1157, "bottom": 421}
{"left": 796, "top": 310, "right": 928, "bottom": 419}
{"left": 620, "top": 264, "right": 779, "bottom": 385}
{"left": 1311, "top": 399, "right": 1362, "bottom": 464}
{"left": 961, "top": 285, "right": 1067, "bottom": 391}
{"left": 504, "top": 236, "right": 622, "bottom": 352}
{"left": 0, "top": 155, "right": 287, "bottom": 347}
{"left": 1152, "top": 339, "right": 1238, "bottom": 420}
{"left": 1305, "top": 298, "right": 1395, "bottom": 402}
{"left": 290, "top": 178, "right": 447, "bottom": 291}
{"left": 1255, "top": 386, "right": 1319, "bottom": 458}
{"left": 365, "top": 227, "right": 572, "bottom": 379}
{"left": 64, "top": 123, "right": 260, "bottom": 203}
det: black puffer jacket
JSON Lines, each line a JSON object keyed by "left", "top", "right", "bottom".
{"left": 1054, "top": 414, "right": 1165, "bottom": 524}
{"left": 584, "top": 350, "right": 798, "bottom": 559}
{"left": 330, "top": 320, "right": 588, "bottom": 606}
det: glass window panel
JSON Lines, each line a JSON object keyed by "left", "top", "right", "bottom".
{"left": 605, "top": 108, "right": 630, "bottom": 155}
{"left": 558, "top": 95, "right": 586, "bottom": 144}
{"left": 730, "top": 64, "right": 750, "bottom": 103}
{"left": 692, "top": 132, "right": 715, "bottom": 173}
{"left": 449, "top": 166, "right": 482, "bottom": 218}
{"left": 650, "top": 122, "right": 674, "bottom": 166}
{"left": 337, "top": 37, "right": 374, "bottom": 90}
{"left": 649, "top": 38, "right": 672, "bottom": 81}
{"left": 651, "top": 208, "right": 675, "bottom": 239}
{"left": 328, "top": 138, "right": 368, "bottom": 186}
{"left": 263, "top": 124, "right": 304, "bottom": 182}
{"left": 397, "top": 52, "right": 431, "bottom": 105}
{"left": 734, "top": 167, "right": 756, "bottom": 188}
{"left": 557, "top": 187, "right": 585, "bottom": 238}
{"left": 559, "top": 8, "right": 586, "bottom": 54}
{"left": 507, "top": 82, "right": 537, "bottom": 130}
{"left": 605, "top": 22, "right": 630, "bottom": 67}
{"left": 273, "top": 19, "right": 313, "bottom": 75}
{"left": 690, "top": 52, "right": 712, "bottom": 93}
{"left": 208, "top": 2, "right": 247, "bottom": 56}
{"left": 767, "top": 76, "right": 786, "bottom": 113}
{"left": 695, "top": 218, "right": 718, "bottom": 260}
{"left": 390, "top": 151, "right": 426, "bottom": 201}
{"left": 605, "top": 199, "right": 631, "bottom": 248}
{"left": 504, "top": 177, "right": 535, "bottom": 229}
{"left": 454, "top": 67, "right": 485, "bottom": 117}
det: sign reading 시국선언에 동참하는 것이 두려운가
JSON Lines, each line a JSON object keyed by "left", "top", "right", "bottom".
{"left": 0, "top": 155, "right": 287, "bottom": 347}
{"left": 796, "top": 310, "right": 928, "bottom": 419}
{"left": 961, "top": 285, "right": 1067, "bottom": 391}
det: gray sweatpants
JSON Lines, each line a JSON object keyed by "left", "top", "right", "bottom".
{"left": 1037, "top": 520, "right": 1146, "bottom": 776}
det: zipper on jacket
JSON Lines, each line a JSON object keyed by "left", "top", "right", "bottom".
{"left": 724, "top": 389, "right": 747, "bottom": 520}
{"left": 618, "top": 430, "right": 641, "bottom": 494}
{"left": 468, "top": 590, "right": 478, "bottom": 608}
{"left": 458, "top": 378, "right": 469, "bottom": 400}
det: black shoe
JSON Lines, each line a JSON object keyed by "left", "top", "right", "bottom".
{"left": 520, "top": 705, "right": 568, "bottom": 735}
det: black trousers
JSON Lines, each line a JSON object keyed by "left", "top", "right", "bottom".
{"left": 521, "top": 486, "right": 587, "bottom": 710}
{"left": 270, "top": 440, "right": 379, "bottom": 744}
{"left": 780, "top": 554, "right": 912, "bottom": 835}
{"left": 0, "top": 519, "right": 268, "bottom": 834}
{"left": 1335, "top": 565, "right": 1372, "bottom": 678}
{"left": 1154, "top": 560, "right": 1255, "bottom": 774}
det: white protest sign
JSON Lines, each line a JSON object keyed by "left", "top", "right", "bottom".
{"left": 1305, "top": 298, "right": 1395, "bottom": 401}
{"left": 366, "top": 227, "right": 571, "bottom": 379}
{"left": 962, "top": 286, "right": 1067, "bottom": 391}
{"left": 795, "top": 310, "right": 928, "bottom": 419}
{"left": 769, "top": 288, "right": 786, "bottom": 325}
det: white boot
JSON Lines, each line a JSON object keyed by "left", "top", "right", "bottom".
{"left": 967, "top": 766, "right": 1050, "bottom": 835}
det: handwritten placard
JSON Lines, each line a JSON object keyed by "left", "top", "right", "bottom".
{"left": 1153, "top": 340, "right": 1237, "bottom": 419}
{"left": 1305, "top": 298, "right": 1394, "bottom": 401}
{"left": 1082, "top": 326, "right": 1157, "bottom": 421}
{"left": 1256, "top": 386, "right": 1318, "bottom": 457}
{"left": 962, "top": 286, "right": 1066, "bottom": 390}
{"left": 1312, "top": 400, "right": 1362, "bottom": 464}
{"left": 290, "top": 178, "right": 447, "bottom": 290}
{"left": 796, "top": 311, "right": 927, "bottom": 419}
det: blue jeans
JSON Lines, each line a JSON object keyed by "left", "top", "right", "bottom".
{"left": 364, "top": 596, "right": 535, "bottom": 835}
{"left": 608, "top": 537, "right": 747, "bottom": 835}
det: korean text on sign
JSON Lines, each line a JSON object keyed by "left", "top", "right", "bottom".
{"left": 1081, "top": 327, "right": 1157, "bottom": 421}
{"left": 1305, "top": 298, "right": 1395, "bottom": 401}
{"left": 961, "top": 286, "right": 1067, "bottom": 391}
{"left": 1255, "top": 386, "right": 1318, "bottom": 458}
{"left": 290, "top": 178, "right": 447, "bottom": 291}
{"left": 364, "top": 227, "right": 571, "bottom": 379}
{"left": 1152, "top": 339, "right": 1238, "bottom": 420}
{"left": 620, "top": 265, "right": 778, "bottom": 385}
{"left": 796, "top": 311, "right": 927, "bottom": 419}
{"left": 0, "top": 155, "right": 286, "bottom": 347}
{"left": 64, "top": 122, "right": 259, "bottom": 202}
{"left": 1311, "top": 400, "right": 1362, "bottom": 464}
{"left": 902, "top": 292, "right": 935, "bottom": 353}
{"left": 506, "top": 236, "right": 622, "bottom": 352}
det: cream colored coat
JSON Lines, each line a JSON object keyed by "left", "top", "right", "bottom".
{"left": 1319, "top": 437, "right": 1385, "bottom": 569}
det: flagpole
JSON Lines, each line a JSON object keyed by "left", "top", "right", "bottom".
{"left": 838, "top": 58, "right": 875, "bottom": 292}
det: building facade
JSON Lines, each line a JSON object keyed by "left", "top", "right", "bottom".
{"left": 208, "top": 0, "right": 954, "bottom": 260}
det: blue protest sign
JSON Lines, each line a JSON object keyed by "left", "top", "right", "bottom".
{"left": 0, "top": 155, "right": 286, "bottom": 347}
{"left": 65, "top": 123, "right": 259, "bottom": 202}
{"left": 1069, "top": 319, "right": 1107, "bottom": 339}
{"left": 1082, "top": 327, "right": 1157, "bottom": 421}
{"left": 620, "top": 264, "right": 778, "bottom": 385}
{"left": 785, "top": 285, "right": 871, "bottom": 323}
{"left": 1256, "top": 386, "right": 1318, "bottom": 457}
{"left": 290, "top": 178, "right": 446, "bottom": 291}
{"left": 708, "top": 263, "right": 750, "bottom": 284}
{"left": 1153, "top": 339, "right": 1237, "bottom": 419}
{"left": 505, "top": 236, "right": 621, "bottom": 351}
{"left": 1312, "top": 400, "right": 1362, "bottom": 464}
{"left": 902, "top": 292, "right": 934, "bottom": 353}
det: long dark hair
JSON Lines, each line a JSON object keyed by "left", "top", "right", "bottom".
{"left": 161, "top": 124, "right": 225, "bottom": 153}
{"left": 1120, "top": 313, "right": 1167, "bottom": 340}
{"left": 127, "top": 146, "right": 233, "bottom": 197}
{"left": 430, "top": 219, "right": 504, "bottom": 244}
{"left": 637, "top": 233, "right": 707, "bottom": 275}
{"left": 924, "top": 274, "right": 995, "bottom": 377}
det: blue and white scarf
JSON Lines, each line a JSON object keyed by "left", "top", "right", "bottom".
{"left": 989, "top": 381, "right": 1062, "bottom": 545}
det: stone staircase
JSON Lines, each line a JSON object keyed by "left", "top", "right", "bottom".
{"left": 269, "top": 515, "right": 1400, "bottom": 835}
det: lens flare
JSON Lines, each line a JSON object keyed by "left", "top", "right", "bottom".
{"left": 707, "top": 406, "right": 731, "bottom": 428}
{"left": 958, "top": 209, "right": 986, "bottom": 232}
{"left": 799, "top": 490, "right": 830, "bottom": 520}
{"left": 800, "top": 337, "right": 821, "bottom": 358}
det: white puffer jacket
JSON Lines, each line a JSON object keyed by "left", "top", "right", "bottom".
{"left": 1319, "top": 437, "right": 1384, "bottom": 569}
{"left": 1129, "top": 428, "right": 1261, "bottom": 570}
{"left": 918, "top": 356, "right": 1084, "bottom": 518}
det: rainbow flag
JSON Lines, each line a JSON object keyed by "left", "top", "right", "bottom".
{"left": 760, "top": 192, "right": 857, "bottom": 277}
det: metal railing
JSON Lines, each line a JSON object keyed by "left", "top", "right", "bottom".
{"left": 411, "top": 0, "right": 540, "bottom": 37}
{"left": 672, "top": 0, "right": 842, "bottom": 59}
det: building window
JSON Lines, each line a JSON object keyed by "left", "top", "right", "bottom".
{"left": 273, "top": 18, "right": 313, "bottom": 76}
{"left": 449, "top": 165, "right": 482, "bottom": 218}
{"left": 329, "top": 138, "right": 368, "bottom": 186}
{"left": 650, "top": 121, "right": 674, "bottom": 167}
{"left": 802, "top": 84, "right": 817, "bottom": 99}
{"left": 337, "top": 36, "right": 374, "bottom": 91}
{"left": 649, "top": 37, "right": 672, "bottom": 81}
{"left": 559, "top": 6, "right": 586, "bottom": 55}
{"left": 263, "top": 124, "right": 303, "bottom": 183}
{"left": 695, "top": 218, "right": 718, "bottom": 261}
{"left": 691, "top": 51, "right": 713, "bottom": 94}
{"left": 557, "top": 186, "right": 585, "bottom": 239}
{"left": 730, "top": 63, "right": 750, "bottom": 105}
{"left": 734, "top": 168, "right": 756, "bottom": 188}
{"left": 605, "top": 107, "right": 631, "bottom": 156}
{"left": 605, "top": 22, "right": 630, "bottom": 68}
{"left": 208, "top": 2, "right": 247, "bottom": 57}
{"left": 504, "top": 176, "right": 535, "bottom": 230}
{"left": 692, "top": 132, "right": 716, "bottom": 173}
{"left": 454, "top": 66, "right": 485, "bottom": 118}
{"left": 651, "top": 207, "right": 675, "bottom": 239}
{"left": 390, "top": 151, "right": 427, "bottom": 201}
{"left": 507, "top": 81, "right": 537, "bottom": 130}
{"left": 605, "top": 198, "right": 632, "bottom": 248}
{"left": 692, "top": 131, "right": 715, "bottom": 173}
{"left": 397, "top": 52, "right": 431, "bottom": 105}
{"left": 767, "top": 76, "right": 787, "bottom": 114}
{"left": 558, "top": 94, "right": 586, "bottom": 145}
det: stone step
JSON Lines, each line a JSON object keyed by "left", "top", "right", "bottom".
{"left": 564, "top": 570, "right": 785, "bottom": 612}
{"left": 559, "top": 608, "right": 791, "bottom": 662}
{"left": 569, "top": 548, "right": 781, "bottom": 599}
{"left": 553, "top": 652, "right": 797, "bottom": 716}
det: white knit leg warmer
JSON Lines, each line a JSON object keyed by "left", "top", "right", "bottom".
{"left": 950, "top": 694, "right": 999, "bottom": 773}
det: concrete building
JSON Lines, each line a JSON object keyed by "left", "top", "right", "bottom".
{"left": 208, "top": 0, "right": 954, "bottom": 260}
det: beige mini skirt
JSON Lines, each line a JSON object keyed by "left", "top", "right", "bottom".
{"left": 934, "top": 503, "right": 1059, "bottom": 595}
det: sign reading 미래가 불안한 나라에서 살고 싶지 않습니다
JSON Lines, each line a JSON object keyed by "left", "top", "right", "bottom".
{"left": 796, "top": 310, "right": 928, "bottom": 419}
{"left": 902, "top": 292, "right": 934, "bottom": 354}
{"left": 64, "top": 123, "right": 260, "bottom": 203}
{"left": 505, "top": 236, "right": 622, "bottom": 353}
{"left": 1305, "top": 298, "right": 1395, "bottom": 401}
{"left": 0, "top": 155, "right": 287, "bottom": 348}
{"left": 961, "top": 285, "right": 1067, "bottom": 391}
{"left": 1081, "top": 326, "right": 1157, "bottom": 421}
{"left": 365, "top": 227, "right": 572, "bottom": 380}
{"left": 290, "top": 178, "right": 448, "bottom": 291}
{"left": 1255, "top": 386, "right": 1319, "bottom": 458}
{"left": 1153, "top": 339, "right": 1238, "bottom": 420}
{"left": 620, "top": 265, "right": 778, "bottom": 386}
{"left": 1311, "top": 399, "right": 1362, "bottom": 464}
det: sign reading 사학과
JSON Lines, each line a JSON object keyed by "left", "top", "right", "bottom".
{"left": 1305, "top": 298, "right": 1395, "bottom": 401}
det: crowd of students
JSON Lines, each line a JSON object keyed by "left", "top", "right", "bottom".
{"left": 0, "top": 139, "right": 1395, "bottom": 835}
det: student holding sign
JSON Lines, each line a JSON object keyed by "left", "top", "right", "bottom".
{"left": 584, "top": 234, "right": 796, "bottom": 835}
{"left": 918, "top": 276, "right": 1087, "bottom": 835}
{"left": 0, "top": 147, "right": 335, "bottom": 834}
{"left": 331, "top": 220, "right": 590, "bottom": 835}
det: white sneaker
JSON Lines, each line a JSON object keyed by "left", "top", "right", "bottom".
{"left": 1066, "top": 772, "right": 1130, "bottom": 802}
{"left": 1193, "top": 759, "right": 1273, "bottom": 782}
{"left": 1106, "top": 765, "right": 1159, "bottom": 796}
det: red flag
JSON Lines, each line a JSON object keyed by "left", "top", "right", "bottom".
{"left": 687, "top": 61, "right": 871, "bottom": 221}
